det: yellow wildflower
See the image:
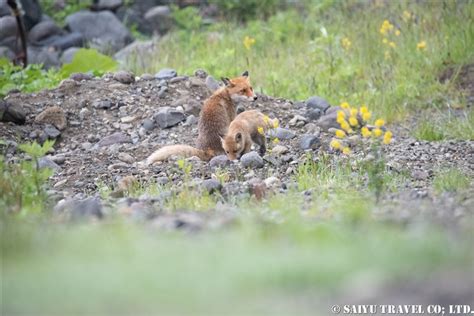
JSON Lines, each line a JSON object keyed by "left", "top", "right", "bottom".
{"left": 380, "top": 20, "right": 394, "bottom": 35}
{"left": 335, "top": 129, "right": 346, "bottom": 138}
{"left": 273, "top": 138, "right": 280, "bottom": 144}
{"left": 350, "top": 108, "right": 358, "bottom": 117}
{"left": 389, "top": 41, "right": 396, "bottom": 48}
{"left": 362, "top": 111, "right": 372, "bottom": 121}
{"left": 263, "top": 115, "right": 269, "bottom": 124}
{"left": 359, "top": 106, "right": 369, "bottom": 114}
{"left": 272, "top": 119, "right": 279, "bottom": 128}
{"left": 330, "top": 139, "right": 342, "bottom": 150}
{"left": 340, "top": 102, "right": 350, "bottom": 109}
{"left": 341, "top": 37, "right": 352, "bottom": 50}
{"left": 337, "top": 110, "right": 346, "bottom": 122}
{"left": 243, "top": 36, "right": 256, "bottom": 50}
{"left": 257, "top": 127, "right": 264, "bottom": 135}
{"left": 383, "top": 131, "right": 393, "bottom": 144}
{"left": 361, "top": 126, "right": 372, "bottom": 138}
{"left": 342, "top": 147, "right": 351, "bottom": 155}
{"left": 373, "top": 128, "right": 383, "bottom": 137}
{"left": 403, "top": 10, "right": 411, "bottom": 20}
{"left": 382, "top": 38, "right": 388, "bottom": 44}
{"left": 395, "top": 29, "right": 401, "bottom": 36}
{"left": 375, "top": 119, "right": 385, "bottom": 127}
{"left": 417, "top": 40, "right": 426, "bottom": 50}
{"left": 340, "top": 120, "right": 351, "bottom": 133}
{"left": 349, "top": 116, "right": 358, "bottom": 127}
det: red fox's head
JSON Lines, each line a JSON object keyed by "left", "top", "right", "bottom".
{"left": 222, "top": 132, "right": 246, "bottom": 161}
{"left": 221, "top": 71, "right": 257, "bottom": 101}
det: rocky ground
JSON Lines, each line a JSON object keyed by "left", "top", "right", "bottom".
{"left": 1, "top": 68, "right": 473, "bottom": 230}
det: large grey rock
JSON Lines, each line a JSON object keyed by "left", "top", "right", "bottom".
{"left": 153, "top": 107, "right": 186, "bottom": 128}
{"left": 155, "top": 68, "right": 177, "bottom": 80}
{"left": 268, "top": 127, "right": 296, "bottom": 140}
{"left": 305, "top": 108, "right": 322, "bottom": 121}
{"left": 0, "top": 0, "right": 9, "bottom": 17}
{"left": 94, "top": 0, "right": 123, "bottom": 11}
{"left": 240, "top": 151, "right": 264, "bottom": 168}
{"left": 28, "top": 20, "right": 63, "bottom": 43}
{"left": 0, "top": 46, "right": 14, "bottom": 60}
{"left": 60, "top": 47, "right": 80, "bottom": 64}
{"left": 205, "top": 75, "right": 220, "bottom": 91}
{"left": 43, "top": 124, "right": 61, "bottom": 139}
{"left": 27, "top": 46, "right": 60, "bottom": 69}
{"left": 306, "top": 96, "right": 331, "bottom": 113}
{"left": 299, "top": 134, "right": 320, "bottom": 150}
{"left": 0, "top": 16, "right": 16, "bottom": 39}
{"left": 65, "top": 10, "right": 131, "bottom": 52}
{"left": 0, "top": 100, "right": 26, "bottom": 124}
{"left": 316, "top": 111, "right": 339, "bottom": 131}
{"left": 114, "top": 40, "right": 156, "bottom": 66}
{"left": 209, "top": 155, "right": 230, "bottom": 168}
{"left": 18, "top": 0, "right": 42, "bottom": 30}
{"left": 144, "top": 5, "right": 173, "bottom": 34}
{"left": 54, "top": 197, "right": 103, "bottom": 220}
{"left": 97, "top": 132, "right": 131, "bottom": 147}
{"left": 48, "top": 32, "right": 85, "bottom": 50}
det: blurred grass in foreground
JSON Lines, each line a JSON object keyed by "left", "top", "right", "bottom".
{"left": 2, "top": 217, "right": 473, "bottom": 315}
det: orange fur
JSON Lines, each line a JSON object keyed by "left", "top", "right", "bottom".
{"left": 147, "top": 71, "right": 256, "bottom": 164}
{"left": 221, "top": 110, "right": 278, "bottom": 160}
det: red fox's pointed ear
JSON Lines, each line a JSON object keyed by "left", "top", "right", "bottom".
{"left": 221, "top": 77, "right": 234, "bottom": 87}
{"left": 241, "top": 71, "right": 249, "bottom": 77}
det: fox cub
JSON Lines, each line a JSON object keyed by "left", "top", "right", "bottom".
{"left": 221, "top": 110, "right": 278, "bottom": 161}
{"left": 147, "top": 71, "right": 256, "bottom": 164}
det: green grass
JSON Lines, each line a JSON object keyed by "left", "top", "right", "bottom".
{"left": 433, "top": 168, "right": 471, "bottom": 193}
{"left": 126, "top": 1, "right": 474, "bottom": 122}
{"left": 413, "top": 108, "right": 474, "bottom": 141}
{"left": 2, "top": 216, "right": 472, "bottom": 315}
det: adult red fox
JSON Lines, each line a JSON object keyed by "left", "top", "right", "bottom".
{"left": 147, "top": 71, "right": 256, "bottom": 164}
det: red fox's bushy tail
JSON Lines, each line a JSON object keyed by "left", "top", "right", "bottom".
{"left": 146, "top": 145, "right": 213, "bottom": 164}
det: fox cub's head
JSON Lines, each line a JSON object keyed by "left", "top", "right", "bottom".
{"left": 221, "top": 71, "right": 257, "bottom": 101}
{"left": 222, "top": 132, "right": 246, "bottom": 161}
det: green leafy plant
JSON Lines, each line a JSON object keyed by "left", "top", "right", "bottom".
{"left": 60, "top": 48, "right": 118, "bottom": 78}
{"left": 39, "top": 0, "right": 93, "bottom": 26}
{"left": 0, "top": 140, "right": 55, "bottom": 215}
{"left": 171, "top": 5, "right": 203, "bottom": 31}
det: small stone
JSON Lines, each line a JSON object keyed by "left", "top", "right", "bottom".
{"left": 205, "top": 75, "right": 220, "bottom": 91}
{"left": 35, "top": 106, "right": 67, "bottom": 130}
{"left": 412, "top": 170, "right": 429, "bottom": 181}
{"left": 50, "top": 154, "right": 66, "bottom": 165}
{"left": 38, "top": 156, "right": 61, "bottom": 171}
{"left": 97, "top": 132, "right": 131, "bottom": 147}
{"left": 268, "top": 127, "right": 296, "bottom": 140}
{"left": 79, "top": 108, "right": 91, "bottom": 120}
{"left": 142, "top": 118, "right": 155, "bottom": 131}
{"left": 93, "top": 100, "right": 112, "bottom": 109}
{"left": 240, "top": 151, "right": 264, "bottom": 168}
{"left": 289, "top": 114, "right": 307, "bottom": 126}
{"left": 317, "top": 111, "right": 339, "bottom": 131}
{"left": 299, "top": 134, "right": 320, "bottom": 150}
{"left": 120, "top": 116, "right": 136, "bottom": 123}
{"left": 155, "top": 68, "right": 177, "bottom": 80}
{"left": 113, "top": 70, "right": 135, "bottom": 84}
{"left": 202, "top": 179, "right": 222, "bottom": 194}
{"left": 140, "top": 73, "right": 154, "bottom": 81}
{"left": 70, "top": 73, "right": 93, "bottom": 81}
{"left": 43, "top": 124, "right": 61, "bottom": 139}
{"left": 183, "top": 114, "right": 198, "bottom": 126}
{"left": 194, "top": 69, "right": 208, "bottom": 78}
{"left": 306, "top": 96, "right": 331, "bottom": 113}
{"left": 264, "top": 176, "right": 281, "bottom": 189}
{"left": 0, "top": 100, "right": 26, "bottom": 125}
{"left": 306, "top": 108, "right": 322, "bottom": 121}
{"left": 209, "top": 155, "right": 230, "bottom": 168}
{"left": 153, "top": 107, "right": 186, "bottom": 129}
{"left": 81, "top": 142, "right": 93, "bottom": 150}
{"left": 118, "top": 152, "right": 135, "bottom": 164}
{"left": 271, "top": 145, "right": 288, "bottom": 155}
{"left": 169, "top": 76, "right": 187, "bottom": 84}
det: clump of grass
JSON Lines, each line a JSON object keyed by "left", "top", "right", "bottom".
{"left": 413, "top": 109, "right": 474, "bottom": 141}
{"left": 433, "top": 168, "right": 471, "bottom": 193}
{"left": 413, "top": 119, "right": 446, "bottom": 141}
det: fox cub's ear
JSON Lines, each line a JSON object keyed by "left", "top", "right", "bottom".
{"left": 241, "top": 70, "right": 249, "bottom": 77}
{"left": 221, "top": 77, "right": 234, "bottom": 87}
{"left": 235, "top": 132, "right": 242, "bottom": 142}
